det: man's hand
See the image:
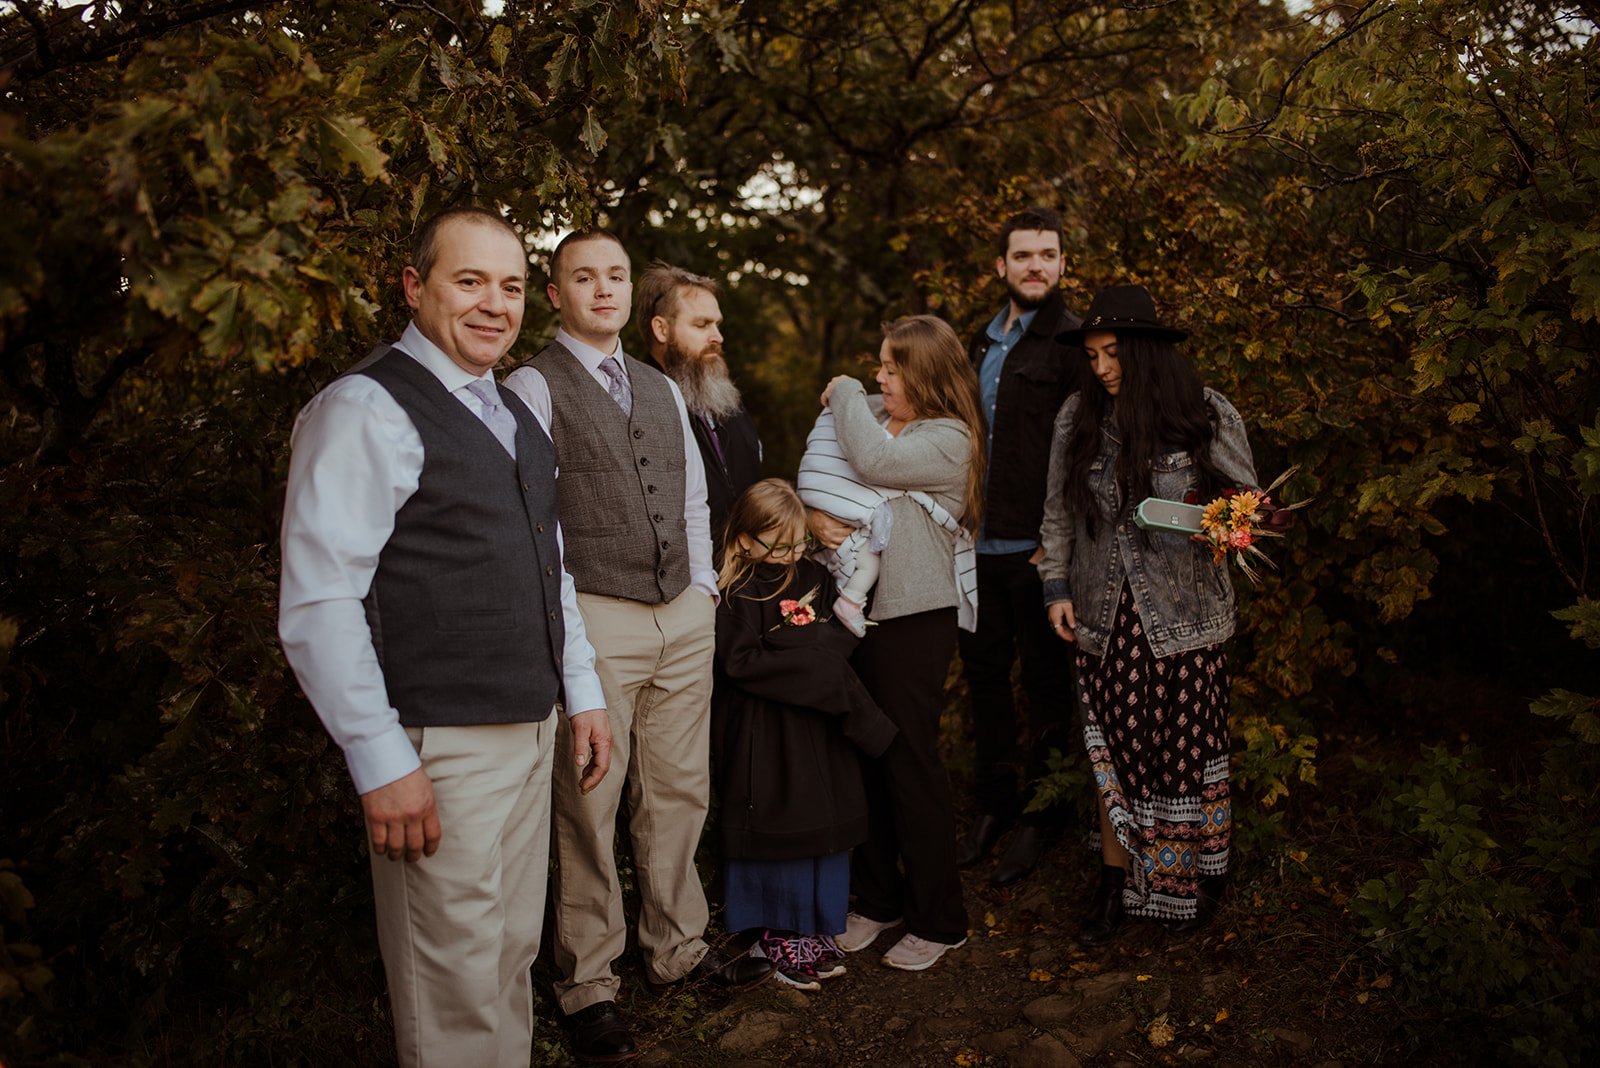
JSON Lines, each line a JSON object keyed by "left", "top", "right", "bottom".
{"left": 806, "top": 508, "right": 856, "bottom": 551}
{"left": 1047, "top": 600, "right": 1077, "bottom": 643}
{"left": 567, "top": 708, "right": 614, "bottom": 795}
{"left": 360, "top": 767, "right": 442, "bottom": 863}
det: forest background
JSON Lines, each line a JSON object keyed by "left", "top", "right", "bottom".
{"left": 0, "top": 0, "right": 1596, "bottom": 1064}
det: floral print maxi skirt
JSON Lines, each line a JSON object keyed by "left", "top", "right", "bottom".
{"left": 1075, "top": 583, "right": 1231, "bottom": 921}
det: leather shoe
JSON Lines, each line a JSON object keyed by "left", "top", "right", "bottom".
{"left": 1168, "top": 875, "right": 1226, "bottom": 936}
{"left": 1077, "top": 865, "right": 1126, "bottom": 947}
{"left": 564, "top": 1001, "right": 638, "bottom": 1064}
{"left": 654, "top": 949, "right": 776, "bottom": 992}
{"left": 991, "top": 824, "right": 1049, "bottom": 887}
{"left": 954, "top": 812, "right": 1007, "bottom": 867}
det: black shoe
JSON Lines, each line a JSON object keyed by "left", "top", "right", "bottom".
{"left": 1077, "top": 865, "right": 1126, "bottom": 947}
{"left": 564, "top": 1001, "right": 638, "bottom": 1064}
{"left": 954, "top": 812, "right": 1008, "bottom": 867}
{"left": 652, "top": 948, "right": 776, "bottom": 992}
{"left": 1168, "top": 875, "right": 1226, "bottom": 936}
{"left": 991, "top": 825, "right": 1049, "bottom": 887}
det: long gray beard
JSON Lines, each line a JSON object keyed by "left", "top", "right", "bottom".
{"left": 667, "top": 347, "right": 744, "bottom": 421}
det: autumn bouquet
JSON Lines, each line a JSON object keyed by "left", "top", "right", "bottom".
{"left": 1197, "top": 466, "right": 1310, "bottom": 584}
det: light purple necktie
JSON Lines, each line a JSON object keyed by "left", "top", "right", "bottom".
{"left": 599, "top": 356, "right": 633, "bottom": 417}
{"left": 465, "top": 379, "right": 517, "bottom": 458}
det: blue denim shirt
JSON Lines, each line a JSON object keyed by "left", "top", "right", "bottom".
{"left": 1037, "top": 388, "right": 1260, "bottom": 658}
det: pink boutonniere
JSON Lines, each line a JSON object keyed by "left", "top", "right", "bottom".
{"left": 773, "top": 586, "right": 821, "bottom": 629}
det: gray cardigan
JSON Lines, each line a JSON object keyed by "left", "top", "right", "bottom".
{"left": 829, "top": 378, "right": 972, "bottom": 621}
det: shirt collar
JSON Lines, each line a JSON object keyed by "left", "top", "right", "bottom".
{"left": 985, "top": 305, "right": 1037, "bottom": 345}
{"left": 396, "top": 321, "right": 495, "bottom": 392}
{"left": 555, "top": 327, "right": 625, "bottom": 373}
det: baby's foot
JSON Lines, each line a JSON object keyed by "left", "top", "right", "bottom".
{"left": 833, "top": 595, "right": 869, "bottom": 638}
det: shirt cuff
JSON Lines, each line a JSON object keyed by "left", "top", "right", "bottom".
{"left": 691, "top": 571, "right": 720, "bottom": 602}
{"left": 562, "top": 673, "right": 607, "bottom": 718}
{"left": 1041, "top": 578, "right": 1072, "bottom": 605}
{"left": 344, "top": 724, "right": 423, "bottom": 796}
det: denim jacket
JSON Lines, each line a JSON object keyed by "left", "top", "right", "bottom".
{"left": 1037, "top": 388, "right": 1260, "bottom": 659}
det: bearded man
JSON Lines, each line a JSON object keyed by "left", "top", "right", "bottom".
{"left": 636, "top": 262, "right": 763, "bottom": 558}
{"left": 955, "top": 206, "right": 1084, "bottom": 886}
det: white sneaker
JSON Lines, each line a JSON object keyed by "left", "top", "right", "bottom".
{"left": 881, "top": 933, "right": 967, "bottom": 971}
{"left": 836, "top": 912, "right": 901, "bottom": 952}
{"left": 833, "top": 595, "right": 869, "bottom": 638}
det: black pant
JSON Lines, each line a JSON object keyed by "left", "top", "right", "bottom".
{"left": 850, "top": 607, "right": 968, "bottom": 945}
{"left": 956, "top": 550, "right": 1076, "bottom": 823}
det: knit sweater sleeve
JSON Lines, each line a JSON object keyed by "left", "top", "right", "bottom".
{"left": 829, "top": 378, "right": 969, "bottom": 496}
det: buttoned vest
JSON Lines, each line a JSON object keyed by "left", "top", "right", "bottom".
{"left": 356, "top": 346, "right": 565, "bottom": 726}
{"left": 528, "top": 341, "right": 690, "bottom": 604}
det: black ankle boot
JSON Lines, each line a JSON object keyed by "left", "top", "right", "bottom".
{"left": 1077, "top": 865, "right": 1126, "bottom": 946}
{"left": 1168, "top": 875, "right": 1226, "bottom": 936}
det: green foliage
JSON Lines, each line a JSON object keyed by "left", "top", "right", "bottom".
{"left": 1352, "top": 735, "right": 1600, "bottom": 1066}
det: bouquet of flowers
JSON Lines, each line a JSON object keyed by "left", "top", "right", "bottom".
{"left": 773, "top": 585, "right": 820, "bottom": 629}
{"left": 1197, "top": 466, "right": 1310, "bottom": 584}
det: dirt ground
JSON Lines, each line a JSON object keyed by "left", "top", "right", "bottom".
{"left": 531, "top": 803, "right": 1411, "bottom": 1068}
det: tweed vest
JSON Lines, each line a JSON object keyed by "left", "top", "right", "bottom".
{"left": 528, "top": 341, "right": 690, "bottom": 604}
{"left": 355, "top": 346, "right": 564, "bottom": 727}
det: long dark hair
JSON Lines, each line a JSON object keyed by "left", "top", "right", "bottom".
{"left": 1062, "top": 331, "right": 1225, "bottom": 536}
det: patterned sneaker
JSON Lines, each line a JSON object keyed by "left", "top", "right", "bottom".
{"left": 794, "top": 935, "right": 847, "bottom": 980}
{"left": 881, "top": 932, "right": 968, "bottom": 972}
{"left": 836, "top": 912, "right": 901, "bottom": 952}
{"left": 751, "top": 931, "right": 822, "bottom": 991}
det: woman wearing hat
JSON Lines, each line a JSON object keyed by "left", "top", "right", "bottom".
{"left": 1037, "top": 284, "right": 1262, "bottom": 943}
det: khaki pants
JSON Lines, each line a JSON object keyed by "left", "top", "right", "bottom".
{"left": 552, "top": 587, "right": 716, "bottom": 1013}
{"left": 370, "top": 717, "right": 556, "bottom": 1068}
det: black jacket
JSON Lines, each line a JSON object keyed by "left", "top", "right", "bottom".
{"left": 966, "top": 288, "right": 1082, "bottom": 541}
{"left": 692, "top": 407, "right": 763, "bottom": 558}
{"left": 712, "top": 560, "right": 897, "bottom": 861}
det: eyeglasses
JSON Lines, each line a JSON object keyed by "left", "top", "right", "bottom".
{"left": 752, "top": 533, "right": 810, "bottom": 555}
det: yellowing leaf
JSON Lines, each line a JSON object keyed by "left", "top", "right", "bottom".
{"left": 1137, "top": 974, "right": 1153, "bottom": 982}
{"left": 1028, "top": 969, "right": 1054, "bottom": 982}
{"left": 1372, "top": 974, "right": 1393, "bottom": 989}
{"left": 1357, "top": 991, "right": 1371, "bottom": 1004}
{"left": 1214, "top": 1007, "right": 1230, "bottom": 1023}
{"left": 983, "top": 911, "right": 997, "bottom": 928}
{"left": 1147, "top": 1013, "right": 1176, "bottom": 1048}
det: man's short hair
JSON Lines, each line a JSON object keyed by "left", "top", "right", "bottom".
{"left": 410, "top": 206, "right": 522, "bottom": 280}
{"left": 548, "top": 229, "right": 629, "bottom": 283}
{"left": 997, "top": 206, "right": 1065, "bottom": 258}
{"left": 635, "top": 262, "right": 722, "bottom": 336}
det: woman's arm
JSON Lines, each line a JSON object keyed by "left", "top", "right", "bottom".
{"left": 1206, "top": 389, "right": 1261, "bottom": 492}
{"left": 827, "top": 377, "right": 969, "bottom": 492}
{"left": 1036, "top": 393, "right": 1078, "bottom": 609}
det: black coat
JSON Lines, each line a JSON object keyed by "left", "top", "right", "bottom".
{"left": 712, "top": 560, "right": 897, "bottom": 862}
{"left": 966, "top": 288, "right": 1083, "bottom": 541}
{"left": 692, "top": 407, "right": 763, "bottom": 559}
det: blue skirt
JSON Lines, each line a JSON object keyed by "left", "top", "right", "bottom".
{"left": 723, "top": 851, "right": 850, "bottom": 936}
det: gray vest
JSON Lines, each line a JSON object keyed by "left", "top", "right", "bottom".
{"left": 527, "top": 341, "right": 690, "bottom": 604}
{"left": 356, "top": 346, "right": 564, "bottom": 727}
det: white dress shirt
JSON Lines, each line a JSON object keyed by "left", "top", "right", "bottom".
{"left": 279, "top": 322, "right": 606, "bottom": 795}
{"left": 503, "top": 328, "right": 718, "bottom": 600}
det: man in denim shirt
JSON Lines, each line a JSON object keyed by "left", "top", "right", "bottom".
{"left": 955, "top": 206, "right": 1084, "bottom": 886}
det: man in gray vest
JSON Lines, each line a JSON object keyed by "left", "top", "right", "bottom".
{"left": 505, "top": 230, "right": 774, "bottom": 1064}
{"left": 279, "top": 207, "right": 613, "bottom": 1068}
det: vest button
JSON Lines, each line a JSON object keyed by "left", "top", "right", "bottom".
{"left": 661, "top": 540, "right": 669, "bottom": 550}
{"left": 549, "top": 609, "right": 558, "bottom": 620}
{"left": 639, "top": 457, "right": 649, "bottom": 467}
{"left": 521, "top": 482, "right": 529, "bottom": 492}
{"left": 658, "top": 569, "right": 667, "bottom": 578}
{"left": 653, "top": 514, "right": 663, "bottom": 522}
{"left": 546, "top": 565, "right": 556, "bottom": 576}
{"left": 536, "top": 523, "right": 544, "bottom": 533}
{"left": 647, "top": 485, "right": 656, "bottom": 493}
{"left": 633, "top": 429, "right": 643, "bottom": 439}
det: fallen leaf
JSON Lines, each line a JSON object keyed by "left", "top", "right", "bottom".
{"left": 1289, "top": 849, "right": 1308, "bottom": 864}
{"left": 1214, "top": 1007, "right": 1230, "bottom": 1023}
{"left": 1372, "top": 974, "right": 1393, "bottom": 989}
{"left": 1357, "top": 991, "right": 1370, "bottom": 1004}
{"left": 1222, "top": 932, "right": 1238, "bottom": 943}
{"left": 984, "top": 911, "right": 997, "bottom": 928}
{"left": 999, "top": 947, "right": 1022, "bottom": 958}
{"left": 1147, "top": 1013, "right": 1176, "bottom": 1048}
{"left": 1137, "top": 974, "right": 1153, "bottom": 982}
{"left": 1028, "top": 968, "right": 1054, "bottom": 982}
{"left": 954, "top": 1051, "right": 978, "bottom": 1066}
{"left": 1070, "top": 961, "right": 1099, "bottom": 973}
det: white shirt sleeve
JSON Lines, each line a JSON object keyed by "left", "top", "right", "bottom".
{"left": 278, "top": 378, "right": 423, "bottom": 795}
{"left": 503, "top": 384, "right": 606, "bottom": 716}
{"left": 664, "top": 377, "right": 720, "bottom": 600}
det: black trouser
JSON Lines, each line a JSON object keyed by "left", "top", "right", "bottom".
{"left": 956, "top": 550, "right": 1076, "bottom": 824}
{"left": 850, "top": 608, "right": 968, "bottom": 945}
